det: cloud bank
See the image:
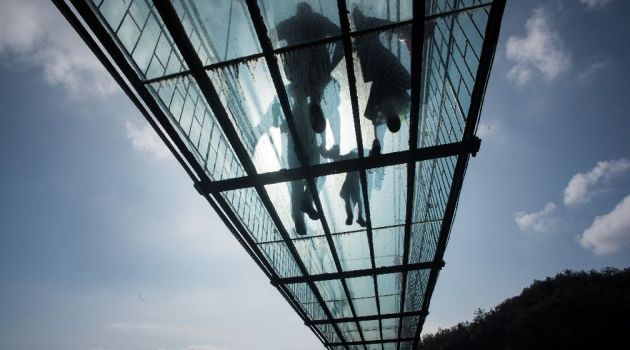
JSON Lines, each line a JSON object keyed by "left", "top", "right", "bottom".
{"left": 506, "top": 8, "right": 571, "bottom": 85}
{"left": 0, "top": 0, "right": 117, "bottom": 97}
{"left": 579, "top": 0, "right": 617, "bottom": 9}
{"left": 578, "top": 194, "right": 630, "bottom": 255}
{"left": 564, "top": 159, "right": 630, "bottom": 207}
{"left": 515, "top": 202, "right": 557, "bottom": 233}
{"left": 125, "top": 121, "right": 170, "bottom": 160}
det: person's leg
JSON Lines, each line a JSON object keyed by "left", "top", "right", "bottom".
{"left": 344, "top": 196, "right": 353, "bottom": 225}
{"left": 290, "top": 180, "right": 307, "bottom": 235}
{"left": 356, "top": 188, "right": 366, "bottom": 227}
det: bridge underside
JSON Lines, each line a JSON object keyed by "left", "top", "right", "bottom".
{"left": 53, "top": 0, "right": 505, "bottom": 348}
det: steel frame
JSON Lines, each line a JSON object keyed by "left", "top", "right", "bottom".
{"left": 52, "top": 0, "right": 505, "bottom": 348}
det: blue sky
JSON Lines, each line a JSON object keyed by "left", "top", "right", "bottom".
{"left": 0, "top": 1, "right": 629, "bottom": 350}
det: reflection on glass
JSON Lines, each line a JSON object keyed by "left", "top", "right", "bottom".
{"left": 208, "top": 58, "right": 297, "bottom": 173}
{"left": 277, "top": 43, "right": 359, "bottom": 164}
{"left": 173, "top": 0, "right": 261, "bottom": 64}
{"left": 259, "top": 0, "right": 341, "bottom": 48}
{"left": 346, "top": 0, "right": 413, "bottom": 31}
{"left": 353, "top": 22, "right": 411, "bottom": 156}
{"left": 317, "top": 166, "right": 366, "bottom": 234}
{"left": 265, "top": 180, "right": 323, "bottom": 237}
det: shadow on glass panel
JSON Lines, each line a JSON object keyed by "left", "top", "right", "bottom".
{"left": 321, "top": 148, "right": 366, "bottom": 228}
{"left": 351, "top": 7, "right": 411, "bottom": 155}
{"left": 276, "top": 3, "right": 343, "bottom": 138}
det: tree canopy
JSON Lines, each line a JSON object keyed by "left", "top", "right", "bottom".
{"left": 418, "top": 268, "right": 630, "bottom": 350}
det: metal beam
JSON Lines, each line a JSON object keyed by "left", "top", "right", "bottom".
{"left": 412, "top": 1, "right": 506, "bottom": 348}
{"left": 273, "top": 261, "right": 443, "bottom": 285}
{"left": 307, "top": 310, "right": 427, "bottom": 326}
{"left": 197, "top": 139, "right": 480, "bottom": 194}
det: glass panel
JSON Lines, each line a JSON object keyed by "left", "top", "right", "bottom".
{"left": 276, "top": 42, "right": 357, "bottom": 165}
{"left": 286, "top": 282, "right": 327, "bottom": 320}
{"left": 316, "top": 323, "right": 341, "bottom": 344}
{"left": 208, "top": 58, "right": 297, "bottom": 173}
{"left": 354, "top": 25, "right": 412, "bottom": 155}
{"left": 383, "top": 342, "right": 398, "bottom": 350}
{"left": 404, "top": 269, "right": 431, "bottom": 312}
{"left": 318, "top": 171, "right": 366, "bottom": 233}
{"left": 381, "top": 318, "right": 399, "bottom": 340}
{"left": 315, "top": 280, "right": 353, "bottom": 319}
{"left": 419, "top": 8, "right": 489, "bottom": 147}
{"left": 258, "top": 0, "right": 341, "bottom": 48}
{"left": 172, "top": 0, "right": 261, "bottom": 64}
{"left": 427, "top": 0, "right": 492, "bottom": 17}
{"left": 366, "top": 344, "right": 383, "bottom": 350}
{"left": 346, "top": 0, "right": 413, "bottom": 31}
{"left": 291, "top": 236, "right": 337, "bottom": 275}
{"left": 338, "top": 321, "right": 362, "bottom": 343}
{"left": 148, "top": 77, "right": 246, "bottom": 180}
{"left": 368, "top": 164, "right": 407, "bottom": 227}
{"left": 401, "top": 315, "right": 420, "bottom": 339}
{"left": 352, "top": 296, "right": 378, "bottom": 317}
{"left": 413, "top": 156, "right": 456, "bottom": 223}
{"left": 265, "top": 180, "right": 324, "bottom": 237}
{"left": 409, "top": 220, "right": 442, "bottom": 264}
{"left": 373, "top": 224, "right": 404, "bottom": 268}
{"left": 92, "top": 0, "right": 189, "bottom": 79}
{"left": 360, "top": 320, "right": 381, "bottom": 341}
{"left": 333, "top": 230, "right": 372, "bottom": 271}
{"left": 347, "top": 276, "right": 375, "bottom": 299}
{"left": 377, "top": 273, "right": 403, "bottom": 314}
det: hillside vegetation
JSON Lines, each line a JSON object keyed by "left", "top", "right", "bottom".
{"left": 419, "top": 268, "right": 630, "bottom": 350}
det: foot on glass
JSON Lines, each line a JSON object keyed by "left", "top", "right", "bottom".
{"left": 370, "top": 139, "right": 381, "bottom": 156}
{"left": 295, "top": 221, "right": 307, "bottom": 236}
{"left": 301, "top": 205, "right": 320, "bottom": 220}
{"left": 310, "top": 103, "right": 326, "bottom": 133}
{"left": 357, "top": 217, "right": 367, "bottom": 227}
{"left": 387, "top": 115, "right": 401, "bottom": 133}
{"left": 345, "top": 215, "right": 353, "bottom": 225}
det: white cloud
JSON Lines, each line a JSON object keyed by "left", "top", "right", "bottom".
{"left": 476, "top": 119, "right": 503, "bottom": 140}
{"left": 515, "top": 202, "right": 558, "bottom": 233}
{"left": 563, "top": 159, "right": 630, "bottom": 207}
{"left": 125, "top": 121, "right": 170, "bottom": 160}
{"left": 506, "top": 8, "right": 571, "bottom": 85}
{"left": 580, "top": 0, "right": 617, "bottom": 9}
{"left": 0, "top": 0, "right": 117, "bottom": 97}
{"left": 577, "top": 58, "right": 610, "bottom": 83}
{"left": 578, "top": 194, "right": 630, "bottom": 255}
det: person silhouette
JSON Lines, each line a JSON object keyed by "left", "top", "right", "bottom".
{"left": 351, "top": 7, "right": 411, "bottom": 155}
{"left": 276, "top": 2, "right": 343, "bottom": 134}
{"left": 321, "top": 146, "right": 367, "bottom": 227}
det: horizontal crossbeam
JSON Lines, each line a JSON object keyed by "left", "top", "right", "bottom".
{"left": 272, "top": 260, "right": 444, "bottom": 285}
{"left": 196, "top": 139, "right": 480, "bottom": 194}
{"left": 143, "top": 1, "right": 492, "bottom": 85}
{"left": 307, "top": 310, "right": 427, "bottom": 326}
